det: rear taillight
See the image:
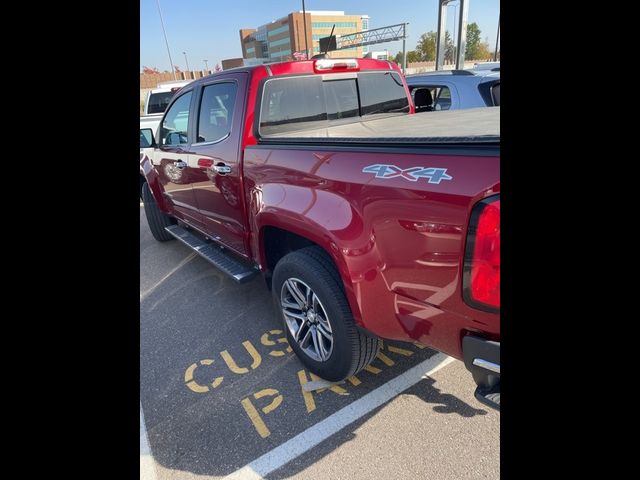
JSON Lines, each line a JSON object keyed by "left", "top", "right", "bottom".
{"left": 463, "top": 196, "right": 500, "bottom": 311}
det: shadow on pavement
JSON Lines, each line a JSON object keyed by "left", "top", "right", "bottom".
{"left": 265, "top": 376, "right": 487, "bottom": 479}
{"left": 404, "top": 377, "right": 488, "bottom": 417}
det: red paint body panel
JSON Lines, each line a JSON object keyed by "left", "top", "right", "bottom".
{"left": 142, "top": 59, "right": 499, "bottom": 361}
{"left": 243, "top": 147, "right": 499, "bottom": 359}
{"left": 186, "top": 72, "right": 251, "bottom": 257}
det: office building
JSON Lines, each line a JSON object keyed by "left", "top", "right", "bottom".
{"left": 239, "top": 10, "right": 369, "bottom": 62}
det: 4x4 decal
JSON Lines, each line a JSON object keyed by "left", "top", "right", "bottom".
{"left": 362, "top": 164, "right": 453, "bottom": 184}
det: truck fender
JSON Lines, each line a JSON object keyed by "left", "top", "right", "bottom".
{"left": 140, "top": 151, "right": 170, "bottom": 213}
{"left": 252, "top": 185, "right": 371, "bottom": 326}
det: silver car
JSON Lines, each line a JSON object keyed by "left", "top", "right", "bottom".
{"left": 406, "top": 67, "right": 500, "bottom": 112}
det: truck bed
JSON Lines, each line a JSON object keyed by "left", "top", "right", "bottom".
{"left": 259, "top": 107, "right": 499, "bottom": 145}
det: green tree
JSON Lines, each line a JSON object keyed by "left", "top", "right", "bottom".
{"left": 407, "top": 50, "right": 421, "bottom": 63}
{"left": 444, "top": 31, "right": 455, "bottom": 63}
{"left": 465, "top": 22, "right": 483, "bottom": 59}
{"left": 394, "top": 50, "right": 422, "bottom": 65}
{"left": 416, "top": 31, "right": 437, "bottom": 61}
{"left": 477, "top": 43, "right": 491, "bottom": 60}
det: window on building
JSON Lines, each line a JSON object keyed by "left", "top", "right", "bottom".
{"left": 312, "top": 22, "right": 357, "bottom": 29}
{"left": 268, "top": 25, "right": 289, "bottom": 37}
{"left": 270, "top": 48, "right": 291, "bottom": 59}
{"left": 269, "top": 37, "right": 290, "bottom": 48}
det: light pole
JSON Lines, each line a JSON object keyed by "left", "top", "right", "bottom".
{"left": 155, "top": 0, "right": 177, "bottom": 80}
{"left": 450, "top": 2, "right": 458, "bottom": 65}
{"left": 302, "top": 0, "right": 309, "bottom": 59}
{"left": 494, "top": 14, "right": 500, "bottom": 61}
{"left": 183, "top": 51, "right": 190, "bottom": 78}
{"left": 204, "top": 59, "right": 209, "bottom": 71}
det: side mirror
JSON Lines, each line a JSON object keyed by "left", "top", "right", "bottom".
{"left": 140, "top": 128, "right": 155, "bottom": 148}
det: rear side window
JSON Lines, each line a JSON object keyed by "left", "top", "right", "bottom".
{"left": 433, "top": 87, "right": 451, "bottom": 111}
{"left": 478, "top": 80, "right": 500, "bottom": 107}
{"left": 197, "top": 82, "right": 237, "bottom": 143}
{"left": 259, "top": 71, "right": 410, "bottom": 136}
{"left": 147, "top": 92, "right": 175, "bottom": 114}
{"left": 411, "top": 86, "right": 451, "bottom": 112}
{"left": 491, "top": 83, "right": 500, "bottom": 106}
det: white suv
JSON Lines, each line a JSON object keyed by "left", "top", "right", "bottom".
{"left": 143, "top": 80, "right": 192, "bottom": 116}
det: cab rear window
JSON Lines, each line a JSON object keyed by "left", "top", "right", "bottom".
{"left": 259, "top": 71, "right": 409, "bottom": 136}
{"left": 147, "top": 92, "right": 175, "bottom": 114}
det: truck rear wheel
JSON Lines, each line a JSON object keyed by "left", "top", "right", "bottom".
{"left": 272, "top": 246, "right": 380, "bottom": 382}
{"left": 142, "top": 182, "right": 175, "bottom": 242}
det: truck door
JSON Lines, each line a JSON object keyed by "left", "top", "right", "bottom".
{"left": 186, "top": 74, "right": 249, "bottom": 257}
{"left": 152, "top": 89, "right": 205, "bottom": 229}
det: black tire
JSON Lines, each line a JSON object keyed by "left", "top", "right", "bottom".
{"left": 140, "top": 174, "right": 145, "bottom": 200}
{"left": 142, "top": 182, "right": 175, "bottom": 242}
{"left": 272, "top": 246, "right": 380, "bottom": 382}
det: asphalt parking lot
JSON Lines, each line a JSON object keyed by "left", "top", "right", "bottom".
{"left": 140, "top": 206, "right": 499, "bottom": 480}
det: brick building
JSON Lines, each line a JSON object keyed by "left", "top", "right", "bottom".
{"left": 239, "top": 10, "right": 369, "bottom": 62}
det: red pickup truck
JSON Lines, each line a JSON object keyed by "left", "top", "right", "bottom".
{"left": 140, "top": 58, "right": 500, "bottom": 409}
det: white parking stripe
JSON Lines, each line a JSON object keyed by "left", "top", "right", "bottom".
{"left": 140, "top": 252, "right": 197, "bottom": 301}
{"left": 223, "top": 353, "right": 456, "bottom": 480}
{"left": 140, "top": 405, "right": 159, "bottom": 480}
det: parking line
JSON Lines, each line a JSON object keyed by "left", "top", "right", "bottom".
{"left": 222, "top": 352, "right": 455, "bottom": 480}
{"left": 140, "top": 252, "right": 197, "bottom": 301}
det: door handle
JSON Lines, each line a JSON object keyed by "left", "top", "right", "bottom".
{"left": 214, "top": 164, "right": 231, "bottom": 175}
{"left": 175, "top": 160, "right": 187, "bottom": 169}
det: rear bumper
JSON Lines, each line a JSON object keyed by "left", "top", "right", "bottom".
{"left": 462, "top": 335, "right": 500, "bottom": 386}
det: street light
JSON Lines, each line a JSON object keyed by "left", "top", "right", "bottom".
{"left": 494, "top": 14, "right": 500, "bottom": 61}
{"left": 155, "top": 0, "right": 177, "bottom": 80}
{"left": 183, "top": 51, "right": 190, "bottom": 77}
{"left": 204, "top": 59, "right": 209, "bottom": 71}
{"left": 450, "top": 2, "right": 458, "bottom": 65}
{"left": 302, "top": 0, "right": 309, "bottom": 59}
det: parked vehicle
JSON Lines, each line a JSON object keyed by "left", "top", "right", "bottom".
{"left": 140, "top": 115, "right": 162, "bottom": 139}
{"left": 405, "top": 69, "right": 500, "bottom": 112}
{"left": 364, "top": 51, "right": 389, "bottom": 60}
{"left": 472, "top": 61, "right": 500, "bottom": 71}
{"left": 140, "top": 58, "right": 500, "bottom": 409}
{"left": 142, "top": 80, "right": 192, "bottom": 116}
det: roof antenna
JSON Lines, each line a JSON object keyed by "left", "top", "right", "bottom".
{"left": 324, "top": 24, "right": 335, "bottom": 55}
{"left": 312, "top": 24, "right": 335, "bottom": 60}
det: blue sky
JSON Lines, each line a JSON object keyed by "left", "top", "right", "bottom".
{"left": 140, "top": 0, "right": 500, "bottom": 71}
